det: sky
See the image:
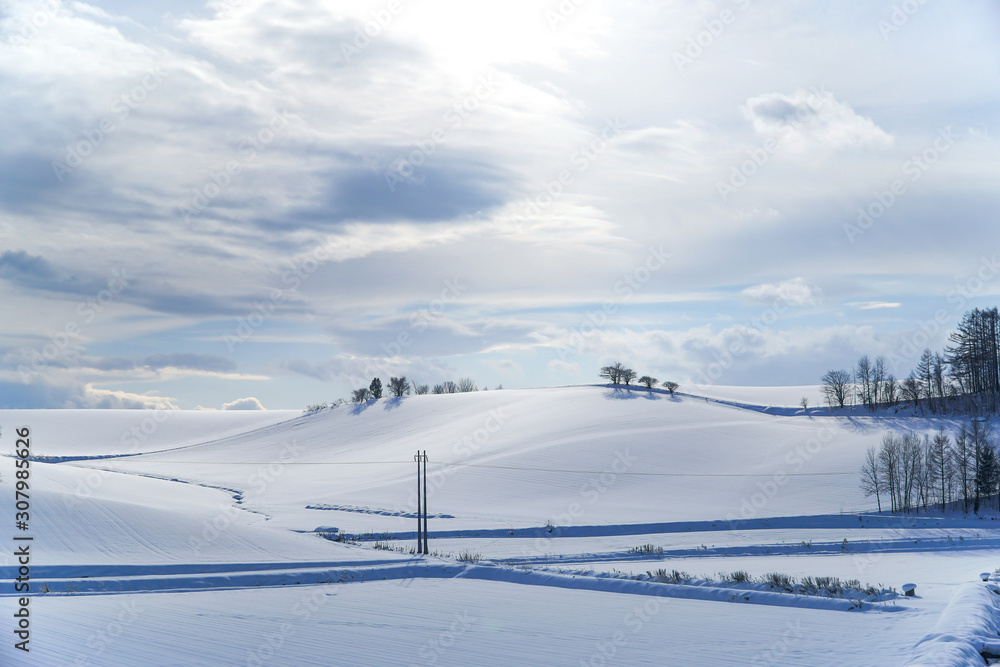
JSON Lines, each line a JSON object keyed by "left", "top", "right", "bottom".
{"left": 0, "top": 0, "right": 998, "bottom": 410}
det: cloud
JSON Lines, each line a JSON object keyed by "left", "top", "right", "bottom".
{"left": 143, "top": 353, "right": 237, "bottom": 373}
{"left": 741, "top": 278, "right": 821, "bottom": 307}
{"left": 0, "top": 249, "right": 102, "bottom": 295}
{"left": 0, "top": 248, "right": 285, "bottom": 318}
{"left": 850, "top": 301, "right": 902, "bottom": 310}
{"left": 0, "top": 1, "right": 996, "bottom": 408}
{"left": 548, "top": 359, "right": 580, "bottom": 376}
{"left": 222, "top": 396, "right": 265, "bottom": 410}
{"left": 282, "top": 356, "right": 453, "bottom": 388}
{"left": 487, "top": 358, "right": 522, "bottom": 377}
{"left": 77, "top": 385, "right": 180, "bottom": 410}
{"left": 743, "top": 89, "right": 893, "bottom": 150}
{"left": 1, "top": 351, "right": 238, "bottom": 376}
{"left": 324, "top": 158, "right": 513, "bottom": 224}
{"left": 0, "top": 379, "right": 179, "bottom": 409}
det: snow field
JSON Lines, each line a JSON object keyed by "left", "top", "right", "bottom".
{"left": 3, "top": 385, "right": 1000, "bottom": 665}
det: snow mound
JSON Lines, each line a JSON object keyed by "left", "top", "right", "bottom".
{"left": 906, "top": 581, "right": 1000, "bottom": 666}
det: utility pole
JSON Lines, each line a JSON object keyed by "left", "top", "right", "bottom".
{"left": 422, "top": 449, "right": 429, "bottom": 555}
{"left": 414, "top": 450, "right": 423, "bottom": 554}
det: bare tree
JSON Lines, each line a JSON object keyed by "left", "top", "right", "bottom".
{"left": 969, "top": 418, "right": 996, "bottom": 514}
{"left": 432, "top": 384, "right": 445, "bottom": 394}
{"left": 414, "top": 384, "right": 429, "bottom": 395}
{"left": 457, "top": 377, "right": 478, "bottom": 393}
{"left": 899, "top": 432, "right": 923, "bottom": 512}
{"left": 388, "top": 376, "right": 411, "bottom": 397}
{"left": 883, "top": 375, "right": 899, "bottom": 408}
{"left": 821, "top": 369, "right": 851, "bottom": 408}
{"left": 901, "top": 373, "right": 921, "bottom": 407}
{"left": 856, "top": 356, "right": 875, "bottom": 413}
{"left": 621, "top": 367, "right": 637, "bottom": 386}
{"left": 878, "top": 433, "right": 901, "bottom": 512}
{"left": 662, "top": 381, "right": 679, "bottom": 395}
{"left": 932, "top": 353, "right": 946, "bottom": 408}
{"left": 599, "top": 363, "right": 626, "bottom": 385}
{"left": 953, "top": 423, "right": 973, "bottom": 513}
{"left": 352, "top": 388, "right": 372, "bottom": 403}
{"left": 915, "top": 348, "right": 935, "bottom": 411}
{"left": 860, "top": 445, "right": 883, "bottom": 512}
{"left": 926, "top": 430, "right": 953, "bottom": 512}
{"left": 947, "top": 308, "right": 1000, "bottom": 412}
{"left": 916, "top": 435, "right": 931, "bottom": 511}
{"left": 638, "top": 375, "right": 658, "bottom": 389}
{"left": 872, "top": 355, "right": 887, "bottom": 407}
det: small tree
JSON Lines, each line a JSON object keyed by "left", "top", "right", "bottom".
{"left": 821, "top": 369, "right": 851, "bottom": 408}
{"left": 800, "top": 397, "right": 808, "bottom": 410}
{"left": 638, "top": 376, "right": 658, "bottom": 389}
{"left": 388, "top": 376, "right": 411, "bottom": 397}
{"left": 860, "top": 445, "right": 882, "bottom": 512}
{"left": 369, "top": 377, "right": 383, "bottom": 399}
{"left": 927, "top": 430, "right": 952, "bottom": 512}
{"left": 662, "top": 381, "right": 679, "bottom": 395}
{"left": 621, "top": 368, "right": 637, "bottom": 386}
{"left": 414, "top": 384, "right": 429, "bottom": 395}
{"left": 883, "top": 375, "right": 899, "bottom": 408}
{"left": 352, "top": 388, "right": 372, "bottom": 403}
{"left": 443, "top": 380, "right": 458, "bottom": 394}
{"left": 599, "top": 362, "right": 625, "bottom": 385}
{"left": 901, "top": 373, "right": 921, "bottom": 406}
{"left": 457, "top": 377, "right": 477, "bottom": 393}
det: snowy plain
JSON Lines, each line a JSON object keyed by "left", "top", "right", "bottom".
{"left": 2, "top": 384, "right": 1000, "bottom": 666}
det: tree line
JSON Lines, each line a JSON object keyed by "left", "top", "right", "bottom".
{"left": 823, "top": 307, "right": 1000, "bottom": 414}
{"left": 304, "top": 376, "right": 497, "bottom": 412}
{"left": 350, "top": 376, "right": 484, "bottom": 402}
{"left": 861, "top": 419, "right": 998, "bottom": 515}
{"left": 599, "top": 362, "right": 679, "bottom": 394}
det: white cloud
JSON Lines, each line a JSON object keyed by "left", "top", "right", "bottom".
{"left": 743, "top": 89, "right": 893, "bottom": 150}
{"left": 76, "top": 384, "right": 179, "bottom": 410}
{"left": 741, "top": 278, "right": 821, "bottom": 307}
{"left": 222, "top": 396, "right": 265, "bottom": 410}
{"left": 851, "top": 301, "right": 902, "bottom": 310}
{"left": 548, "top": 359, "right": 580, "bottom": 376}
{"left": 487, "top": 359, "right": 522, "bottom": 377}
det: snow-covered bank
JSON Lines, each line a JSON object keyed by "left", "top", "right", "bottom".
{"left": 906, "top": 580, "right": 1000, "bottom": 666}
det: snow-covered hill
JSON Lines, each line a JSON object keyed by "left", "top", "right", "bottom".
{"left": 1, "top": 385, "right": 997, "bottom": 666}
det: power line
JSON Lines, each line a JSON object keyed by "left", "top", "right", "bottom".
{"left": 60, "top": 459, "right": 857, "bottom": 477}
{"left": 442, "top": 463, "right": 857, "bottom": 477}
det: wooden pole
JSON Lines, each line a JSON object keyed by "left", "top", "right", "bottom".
{"left": 414, "top": 451, "right": 423, "bottom": 554}
{"left": 422, "top": 450, "right": 429, "bottom": 554}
